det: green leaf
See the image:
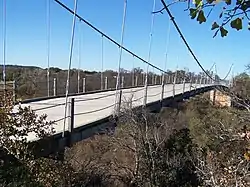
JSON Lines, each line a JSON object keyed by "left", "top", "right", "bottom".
{"left": 220, "top": 26, "right": 228, "bottom": 37}
{"left": 230, "top": 18, "right": 243, "bottom": 31}
{"left": 190, "top": 8, "right": 198, "bottom": 19}
{"left": 194, "top": 0, "right": 203, "bottom": 7}
{"left": 240, "top": 1, "right": 250, "bottom": 11}
{"left": 211, "top": 22, "right": 220, "bottom": 30}
{"left": 197, "top": 10, "right": 206, "bottom": 24}
{"left": 236, "top": 0, "right": 242, "bottom": 5}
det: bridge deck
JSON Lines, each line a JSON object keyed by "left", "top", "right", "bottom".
{"left": 15, "top": 83, "right": 206, "bottom": 141}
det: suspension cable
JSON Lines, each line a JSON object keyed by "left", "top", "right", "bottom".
{"left": 160, "top": 0, "right": 215, "bottom": 81}
{"left": 114, "top": 0, "right": 127, "bottom": 112}
{"left": 77, "top": 19, "right": 81, "bottom": 93}
{"left": 215, "top": 63, "right": 218, "bottom": 79}
{"left": 47, "top": 0, "right": 51, "bottom": 97}
{"left": 62, "top": 0, "right": 78, "bottom": 138}
{"left": 146, "top": 0, "right": 156, "bottom": 74}
{"left": 164, "top": 17, "right": 171, "bottom": 72}
{"left": 53, "top": 0, "right": 168, "bottom": 74}
{"left": 2, "top": 0, "right": 6, "bottom": 97}
{"left": 208, "top": 62, "right": 215, "bottom": 73}
{"left": 144, "top": 0, "right": 156, "bottom": 106}
{"left": 132, "top": 55, "right": 135, "bottom": 86}
{"left": 222, "top": 63, "right": 233, "bottom": 80}
{"left": 101, "top": 34, "right": 104, "bottom": 90}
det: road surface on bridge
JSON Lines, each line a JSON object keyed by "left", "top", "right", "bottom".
{"left": 15, "top": 83, "right": 205, "bottom": 141}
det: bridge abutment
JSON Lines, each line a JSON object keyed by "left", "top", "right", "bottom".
{"left": 210, "top": 89, "right": 231, "bottom": 107}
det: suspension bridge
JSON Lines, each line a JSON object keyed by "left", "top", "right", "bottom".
{"left": 1, "top": 0, "right": 232, "bottom": 157}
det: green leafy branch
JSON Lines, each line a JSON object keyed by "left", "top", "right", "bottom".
{"left": 186, "top": 0, "right": 250, "bottom": 37}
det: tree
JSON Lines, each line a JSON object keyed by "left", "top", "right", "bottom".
{"left": 159, "top": 0, "right": 250, "bottom": 37}
{"left": 186, "top": 96, "right": 250, "bottom": 186}
{"left": 0, "top": 95, "right": 57, "bottom": 186}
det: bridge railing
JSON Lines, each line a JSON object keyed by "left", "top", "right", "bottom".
{"left": 12, "top": 75, "right": 217, "bottom": 143}
{"left": 10, "top": 69, "right": 216, "bottom": 104}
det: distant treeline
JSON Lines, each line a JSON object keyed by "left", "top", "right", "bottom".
{"left": 0, "top": 65, "right": 218, "bottom": 100}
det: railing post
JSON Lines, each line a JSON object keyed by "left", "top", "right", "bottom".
{"left": 53, "top": 78, "right": 57, "bottom": 96}
{"left": 195, "top": 77, "right": 198, "bottom": 91}
{"left": 69, "top": 98, "right": 75, "bottom": 132}
{"left": 68, "top": 98, "right": 75, "bottom": 146}
{"left": 121, "top": 76, "right": 124, "bottom": 88}
{"left": 132, "top": 72, "right": 134, "bottom": 87}
{"left": 12, "top": 80, "right": 16, "bottom": 104}
{"left": 105, "top": 76, "right": 108, "bottom": 90}
{"left": 83, "top": 78, "right": 86, "bottom": 93}
{"left": 135, "top": 75, "right": 138, "bottom": 87}
{"left": 182, "top": 77, "right": 186, "bottom": 94}
{"left": 118, "top": 90, "right": 122, "bottom": 116}
{"left": 114, "top": 90, "right": 123, "bottom": 117}
{"left": 101, "top": 73, "right": 103, "bottom": 90}
{"left": 143, "top": 76, "right": 148, "bottom": 106}
{"left": 152, "top": 75, "right": 154, "bottom": 85}
{"left": 189, "top": 75, "right": 192, "bottom": 92}
{"left": 154, "top": 75, "right": 157, "bottom": 85}
{"left": 173, "top": 71, "right": 177, "bottom": 97}
{"left": 161, "top": 74, "right": 165, "bottom": 105}
{"left": 199, "top": 76, "right": 202, "bottom": 88}
{"left": 78, "top": 75, "right": 80, "bottom": 93}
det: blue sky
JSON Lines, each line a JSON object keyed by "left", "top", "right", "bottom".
{"left": 0, "top": 0, "right": 249, "bottom": 78}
